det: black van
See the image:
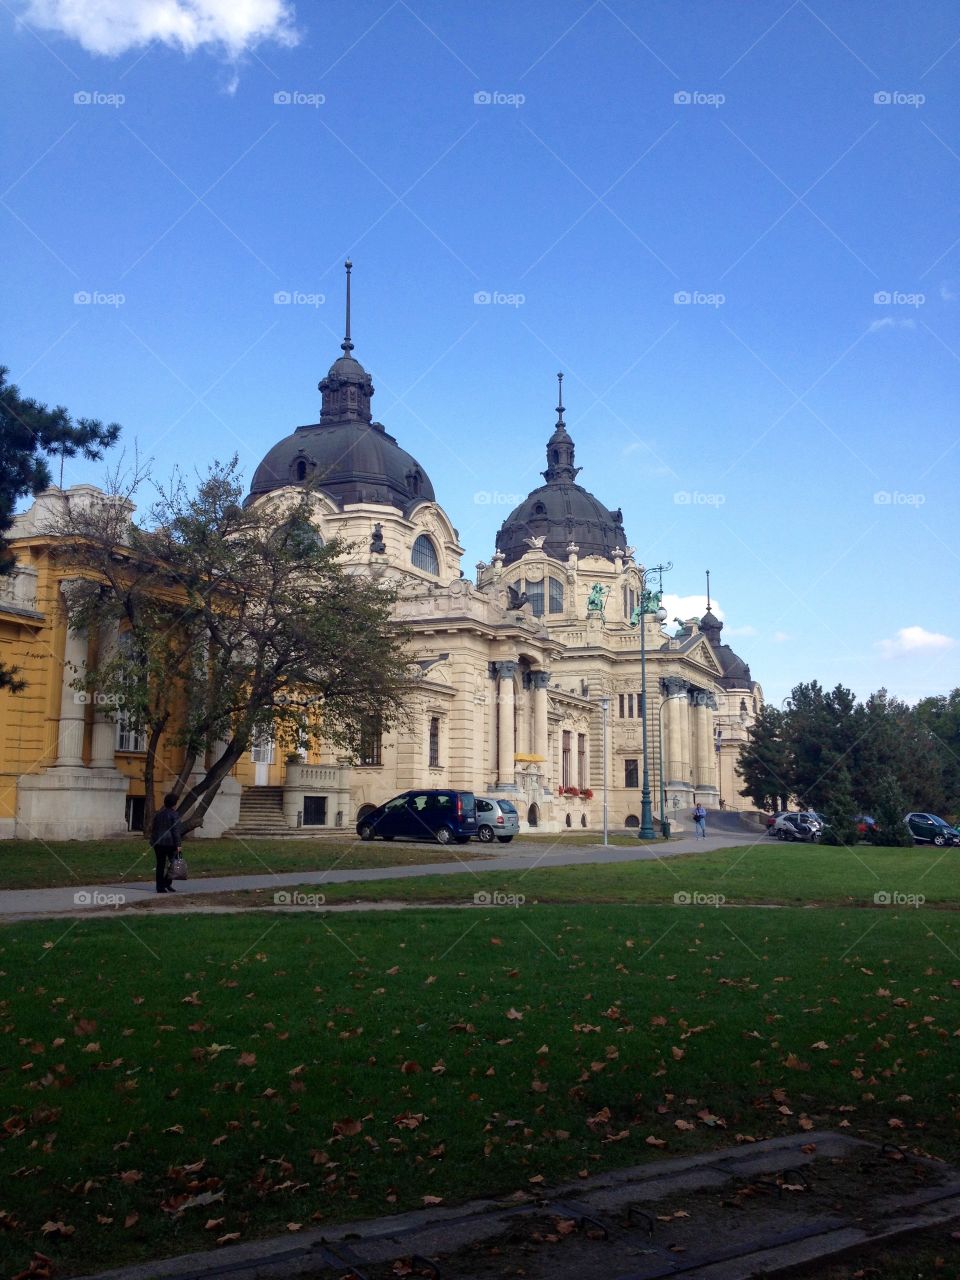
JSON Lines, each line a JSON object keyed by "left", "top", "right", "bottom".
{"left": 357, "top": 790, "right": 478, "bottom": 845}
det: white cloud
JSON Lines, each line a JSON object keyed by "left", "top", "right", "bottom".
{"left": 662, "top": 593, "right": 715, "bottom": 624}
{"left": 772, "top": 631, "right": 790, "bottom": 643}
{"left": 20, "top": 0, "right": 299, "bottom": 57}
{"left": 941, "top": 282, "right": 957, "bottom": 302}
{"left": 877, "top": 626, "right": 955, "bottom": 658}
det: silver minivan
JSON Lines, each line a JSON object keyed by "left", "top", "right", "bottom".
{"left": 474, "top": 796, "right": 519, "bottom": 843}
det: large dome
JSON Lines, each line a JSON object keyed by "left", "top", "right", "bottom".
{"left": 495, "top": 378, "right": 628, "bottom": 565}
{"left": 245, "top": 262, "right": 433, "bottom": 512}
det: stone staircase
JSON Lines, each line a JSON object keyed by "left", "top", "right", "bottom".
{"left": 227, "top": 786, "right": 290, "bottom": 838}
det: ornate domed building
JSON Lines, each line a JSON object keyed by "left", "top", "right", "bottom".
{"left": 0, "top": 265, "right": 762, "bottom": 840}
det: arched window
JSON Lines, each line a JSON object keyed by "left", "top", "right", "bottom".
{"left": 295, "top": 459, "right": 307, "bottom": 482}
{"left": 548, "top": 577, "right": 564, "bottom": 613}
{"left": 428, "top": 716, "right": 440, "bottom": 767}
{"left": 552, "top": 449, "right": 559, "bottom": 465}
{"left": 412, "top": 535, "right": 439, "bottom": 574}
{"left": 624, "top": 814, "right": 640, "bottom": 829}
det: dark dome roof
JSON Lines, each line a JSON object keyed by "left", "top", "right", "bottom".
{"left": 699, "top": 607, "right": 753, "bottom": 689}
{"left": 495, "top": 379, "right": 628, "bottom": 565}
{"left": 496, "top": 482, "right": 627, "bottom": 565}
{"left": 245, "top": 262, "right": 433, "bottom": 512}
{"left": 247, "top": 420, "right": 435, "bottom": 511}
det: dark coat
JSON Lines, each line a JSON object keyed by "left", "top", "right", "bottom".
{"left": 150, "top": 805, "right": 183, "bottom": 849}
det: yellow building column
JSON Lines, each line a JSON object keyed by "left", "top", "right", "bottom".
{"left": 695, "top": 695, "right": 713, "bottom": 789}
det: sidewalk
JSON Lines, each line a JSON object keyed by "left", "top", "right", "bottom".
{"left": 0, "top": 831, "right": 758, "bottom": 920}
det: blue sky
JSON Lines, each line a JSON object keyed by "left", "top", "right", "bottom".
{"left": 3, "top": 0, "right": 959, "bottom": 707}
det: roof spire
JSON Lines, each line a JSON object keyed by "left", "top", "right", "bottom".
{"left": 706, "top": 568, "right": 711, "bottom": 612}
{"left": 556, "top": 371, "right": 565, "bottom": 426}
{"left": 342, "top": 259, "right": 353, "bottom": 355}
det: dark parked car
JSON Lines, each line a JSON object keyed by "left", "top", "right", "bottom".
{"left": 474, "top": 796, "right": 519, "bottom": 843}
{"left": 357, "top": 790, "right": 478, "bottom": 845}
{"left": 905, "top": 812, "right": 960, "bottom": 847}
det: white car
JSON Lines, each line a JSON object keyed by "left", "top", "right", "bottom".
{"left": 773, "top": 811, "right": 823, "bottom": 842}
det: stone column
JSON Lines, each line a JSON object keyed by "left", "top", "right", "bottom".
{"left": 90, "top": 625, "right": 120, "bottom": 769}
{"left": 532, "top": 671, "right": 550, "bottom": 763}
{"left": 695, "top": 695, "right": 713, "bottom": 787}
{"left": 661, "top": 678, "right": 682, "bottom": 782}
{"left": 54, "top": 588, "right": 89, "bottom": 768}
{"left": 495, "top": 660, "right": 517, "bottom": 787}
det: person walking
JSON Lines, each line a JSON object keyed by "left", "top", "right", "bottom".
{"left": 150, "top": 793, "right": 183, "bottom": 893}
{"left": 693, "top": 803, "right": 707, "bottom": 839}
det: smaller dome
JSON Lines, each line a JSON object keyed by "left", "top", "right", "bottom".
{"left": 698, "top": 604, "right": 753, "bottom": 688}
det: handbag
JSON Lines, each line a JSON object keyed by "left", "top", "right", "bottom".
{"left": 169, "top": 854, "right": 188, "bottom": 881}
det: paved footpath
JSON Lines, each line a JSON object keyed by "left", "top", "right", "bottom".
{"left": 0, "top": 831, "right": 762, "bottom": 920}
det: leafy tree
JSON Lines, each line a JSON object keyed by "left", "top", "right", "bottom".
{"left": 818, "top": 762, "right": 859, "bottom": 846}
{"left": 0, "top": 366, "right": 119, "bottom": 690}
{"left": 61, "top": 459, "right": 415, "bottom": 834}
{"left": 870, "top": 771, "right": 914, "bottom": 846}
{"left": 914, "top": 690, "right": 960, "bottom": 816}
{"left": 737, "top": 704, "right": 791, "bottom": 810}
{"left": 781, "top": 681, "right": 860, "bottom": 812}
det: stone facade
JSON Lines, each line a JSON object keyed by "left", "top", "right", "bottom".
{"left": 0, "top": 271, "right": 763, "bottom": 839}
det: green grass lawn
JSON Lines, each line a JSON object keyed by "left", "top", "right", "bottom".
{"left": 200, "top": 841, "right": 960, "bottom": 910}
{"left": 1, "top": 904, "right": 958, "bottom": 1277}
{"left": 0, "top": 837, "right": 500, "bottom": 890}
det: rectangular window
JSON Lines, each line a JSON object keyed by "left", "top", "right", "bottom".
{"left": 548, "top": 577, "right": 564, "bottom": 614}
{"left": 358, "top": 713, "right": 382, "bottom": 766}
{"left": 562, "top": 730, "right": 571, "bottom": 788}
{"left": 627, "top": 693, "right": 634, "bottom": 719}
{"left": 624, "top": 758, "right": 639, "bottom": 788}
{"left": 116, "top": 715, "right": 146, "bottom": 753}
{"left": 428, "top": 715, "right": 440, "bottom": 768}
{"left": 618, "top": 694, "right": 625, "bottom": 719}
{"left": 250, "top": 734, "right": 275, "bottom": 764}
{"left": 524, "top": 578, "right": 545, "bottom": 617}
{"left": 577, "top": 733, "right": 587, "bottom": 790}
{"left": 303, "top": 795, "right": 327, "bottom": 826}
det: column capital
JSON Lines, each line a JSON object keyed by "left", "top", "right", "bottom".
{"left": 494, "top": 660, "right": 518, "bottom": 680}
{"left": 532, "top": 670, "right": 552, "bottom": 690}
{"left": 663, "top": 676, "right": 688, "bottom": 699}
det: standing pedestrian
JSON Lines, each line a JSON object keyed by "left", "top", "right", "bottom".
{"left": 693, "top": 803, "right": 707, "bottom": 838}
{"left": 150, "top": 793, "right": 182, "bottom": 894}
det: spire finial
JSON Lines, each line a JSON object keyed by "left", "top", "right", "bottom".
{"left": 706, "top": 568, "right": 711, "bottom": 612}
{"left": 342, "top": 259, "right": 354, "bottom": 355}
{"left": 556, "top": 371, "right": 564, "bottom": 424}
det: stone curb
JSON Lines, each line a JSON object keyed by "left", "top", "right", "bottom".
{"left": 73, "top": 1131, "right": 960, "bottom": 1280}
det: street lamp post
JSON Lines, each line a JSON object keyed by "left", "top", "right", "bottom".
{"left": 630, "top": 563, "right": 671, "bottom": 840}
